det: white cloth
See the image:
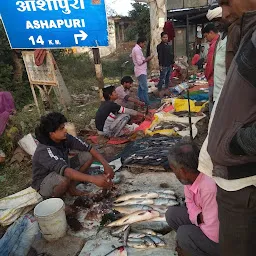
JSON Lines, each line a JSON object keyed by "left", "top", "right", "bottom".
{"left": 198, "top": 88, "right": 256, "bottom": 191}
{"left": 213, "top": 37, "right": 227, "bottom": 102}
{"left": 0, "top": 187, "right": 42, "bottom": 226}
{"left": 206, "top": 7, "right": 223, "bottom": 21}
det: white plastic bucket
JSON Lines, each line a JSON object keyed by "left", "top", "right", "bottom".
{"left": 34, "top": 198, "right": 67, "bottom": 241}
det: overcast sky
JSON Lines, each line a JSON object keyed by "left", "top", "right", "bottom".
{"left": 106, "top": 0, "right": 133, "bottom": 16}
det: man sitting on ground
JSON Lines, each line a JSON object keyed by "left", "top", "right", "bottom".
{"left": 95, "top": 86, "right": 144, "bottom": 137}
{"left": 32, "top": 112, "right": 114, "bottom": 198}
{"left": 166, "top": 142, "right": 220, "bottom": 256}
{"left": 115, "top": 76, "right": 145, "bottom": 109}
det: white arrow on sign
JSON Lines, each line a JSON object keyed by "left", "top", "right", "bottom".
{"left": 74, "top": 30, "right": 88, "bottom": 45}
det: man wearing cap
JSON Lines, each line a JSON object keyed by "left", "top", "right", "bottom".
{"left": 206, "top": 5, "right": 240, "bottom": 103}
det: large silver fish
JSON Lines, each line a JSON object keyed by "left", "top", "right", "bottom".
{"left": 143, "top": 236, "right": 157, "bottom": 248}
{"left": 151, "top": 205, "right": 168, "bottom": 214}
{"left": 127, "top": 240, "right": 147, "bottom": 249}
{"left": 114, "top": 192, "right": 159, "bottom": 203}
{"left": 111, "top": 225, "right": 130, "bottom": 237}
{"left": 123, "top": 225, "right": 131, "bottom": 246}
{"left": 155, "top": 190, "right": 176, "bottom": 195}
{"left": 153, "top": 198, "right": 179, "bottom": 206}
{"left": 113, "top": 205, "right": 153, "bottom": 214}
{"left": 132, "top": 228, "right": 157, "bottom": 236}
{"left": 113, "top": 199, "right": 154, "bottom": 206}
{"left": 149, "top": 216, "right": 167, "bottom": 222}
{"left": 107, "top": 210, "right": 160, "bottom": 227}
{"left": 157, "top": 193, "right": 177, "bottom": 200}
{"left": 128, "top": 232, "right": 147, "bottom": 239}
{"left": 127, "top": 237, "right": 155, "bottom": 248}
{"left": 148, "top": 235, "right": 166, "bottom": 247}
{"left": 132, "top": 220, "right": 171, "bottom": 233}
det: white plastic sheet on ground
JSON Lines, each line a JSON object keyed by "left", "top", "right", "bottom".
{"left": 0, "top": 187, "right": 42, "bottom": 226}
{"left": 18, "top": 134, "right": 38, "bottom": 156}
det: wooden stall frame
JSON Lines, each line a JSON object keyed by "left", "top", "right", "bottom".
{"left": 22, "top": 51, "right": 66, "bottom": 115}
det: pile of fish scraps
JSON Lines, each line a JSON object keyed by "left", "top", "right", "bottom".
{"left": 107, "top": 190, "right": 179, "bottom": 250}
{"left": 149, "top": 121, "right": 188, "bottom": 132}
{"left": 121, "top": 136, "right": 181, "bottom": 167}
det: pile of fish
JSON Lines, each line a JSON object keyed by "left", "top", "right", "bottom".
{"left": 150, "top": 121, "right": 188, "bottom": 132}
{"left": 111, "top": 225, "right": 167, "bottom": 250}
{"left": 121, "top": 136, "right": 181, "bottom": 166}
{"left": 107, "top": 190, "right": 179, "bottom": 249}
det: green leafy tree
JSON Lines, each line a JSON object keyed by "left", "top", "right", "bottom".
{"left": 0, "top": 20, "right": 32, "bottom": 109}
{"left": 126, "top": 3, "right": 150, "bottom": 41}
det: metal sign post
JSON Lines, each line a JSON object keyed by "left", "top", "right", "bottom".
{"left": 92, "top": 48, "right": 104, "bottom": 100}
{"left": 186, "top": 89, "right": 193, "bottom": 141}
{"left": 0, "top": 0, "right": 109, "bottom": 49}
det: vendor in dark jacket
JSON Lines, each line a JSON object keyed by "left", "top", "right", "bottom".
{"left": 157, "top": 32, "right": 174, "bottom": 91}
{"left": 208, "top": 0, "right": 256, "bottom": 255}
{"left": 32, "top": 112, "right": 113, "bottom": 198}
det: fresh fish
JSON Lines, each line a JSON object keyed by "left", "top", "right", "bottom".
{"left": 107, "top": 210, "right": 160, "bottom": 227}
{"left": 148, "top": 235, "right": 166, "bottom": 247}
{"left": 149, "top": 216, "right": 166, "bottom": 222}
{"left": 111, "top": 225, "right": 129, "bottom": 237}
{"left": 151, "top": 205, "right": 168, "bottom": 214}
{"left": 123, "top": 225, "right": 131, "bottom": 246}
{"left": 127, "top": 240, "right": 147, "bottom": 249}
{"left": 155, "top": 190, "right": 175, "bottom": 195}
{"left": 105, "top": 246, "right": 127, "bottom": 256}
{"left": 113, "top": 199, "right": 154, "bottom": 206}
{"left": 153, "top": 198, "right": 179, "bottom": 206}
{"left": 114, "top": 192, "right": 159, "bottom": 203}
{"left": 128, "top": 237, "right": 145, "bottom": 242}
{"left": 128, "top": 232, "right": 147, "bottom": 239}
{"left": 157, "top": 193, "right": 177, "bottom": 200}
{"left": 144, "top": 236, "right": 157, "bottom": 248}
{"left": 132, "top": 229, "right": 157, "bottom": 236}
{"left": 113, "top": 205, "right": 153, "bottom": 215}
{"left": 123, "top": 157, "right": 134, "bottom": 165}
{"left": 132, "top": 221, "right": 171, "bottom": 233}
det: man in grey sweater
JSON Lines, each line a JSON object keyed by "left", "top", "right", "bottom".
{"left": 32, "top": 112, "right": 114, "bottom": 198}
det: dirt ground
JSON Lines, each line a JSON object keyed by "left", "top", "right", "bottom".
{"left": 31, "top": 167, "right": 184, "bottom": 256}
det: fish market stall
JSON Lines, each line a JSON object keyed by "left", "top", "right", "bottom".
{"left": 31, "top": 70, "right": 210, "bottom": 256}
{"left": 75, "top": 169, "right": 184, "bottom": 256}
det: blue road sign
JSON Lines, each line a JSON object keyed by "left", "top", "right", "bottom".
{"left": 0, "top": 0, "right": 109, "bottom": 49}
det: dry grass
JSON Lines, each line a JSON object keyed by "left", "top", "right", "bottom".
{"left": 0, "top": 52, "right": 129, "bottom": 199}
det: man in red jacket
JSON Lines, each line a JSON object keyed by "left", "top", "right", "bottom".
{"left": 202, "top": 24, "right": 219, "bottom": 114}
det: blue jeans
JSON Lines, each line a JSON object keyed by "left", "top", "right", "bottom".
{"left": 0, "top": 214, "right": 40, "bottom": 256}
{"left": 157, "top": 66, "right": 172, "bottom": 91}
{"left": 137, "top": 74, "right": 149, "bottom": 105}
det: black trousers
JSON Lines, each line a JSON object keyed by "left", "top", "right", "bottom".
{"left": 165, "top": 206, "right": 220, "bottom": 256}
{"left": 217, "top": 185, "right": 256, "bottom": 256}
